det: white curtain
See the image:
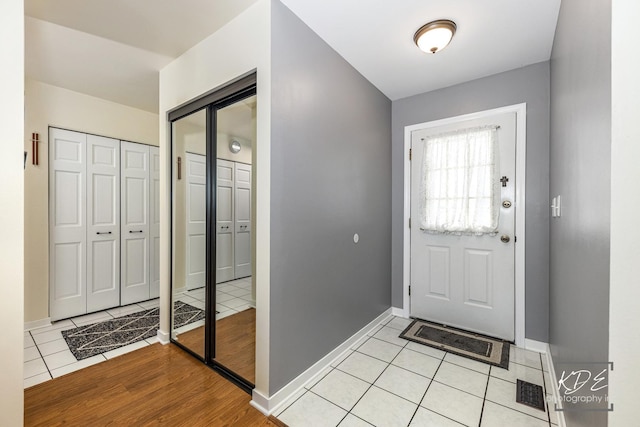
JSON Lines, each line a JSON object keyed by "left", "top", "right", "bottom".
{"left": 419, "top": 125, "right": 500, "bottom": 235}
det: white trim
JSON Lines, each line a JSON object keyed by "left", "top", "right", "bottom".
{"left": 524, "top": 338, "right": 548, "bottom": 354}
{"left": 156, "top": 329, "right": 170, "bottom": 345}
{"left": 403, "top": 103, "right": 527, "bottom": 347}
{"left": 544, "top": 344, "right": 567, "bottom": 427}
{"left": 24, "top": 318, "right": 52, "bottom": 331}
{"left": 250, "top": 308, "right": 393, "bottom": 415}
{"left": 391, "top": 306, "right": 408, "bottom": 318}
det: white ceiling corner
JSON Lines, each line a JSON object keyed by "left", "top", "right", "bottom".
{"left": 25, "top": 0, "right": 259, "bottom": 113}
{"left": 279, "top": 0, "right": 561, "bottom": 101}
{"left": 25, "top": 17, "right": 173, "bottom": 113}
{"left": 24, "top": 0, "right": 560, "bottom": 112}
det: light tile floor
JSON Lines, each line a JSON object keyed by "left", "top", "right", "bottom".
{"left": 277, "top": 316, "right": 560, "bottom": 427}
{"left": 23, "top": 277, "right": 254, "bottom": 389}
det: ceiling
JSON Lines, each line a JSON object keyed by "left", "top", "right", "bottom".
{"left": 25, "top": 0, "right": 259, "bottom": 112}
{"left": 281, "top": 0, "right": 561, "bottom": 101}
{"left": 25, "top": 0, "right": 560, "bottom": 113}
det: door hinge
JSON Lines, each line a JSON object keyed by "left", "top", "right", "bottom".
{"left": 514, "top": 236, "right": 517, "bottom": 243}
{"left": 409, "top": 217, "right": 411, "bottom": 229}
{"left": 409, "top": 285, "right": 411, "bottom": 296}
{"left": 409, "top": 148, "right": 412, "bottom": 161}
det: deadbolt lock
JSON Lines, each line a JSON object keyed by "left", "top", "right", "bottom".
{"left": 502, "top": 200, "right": 512, "bottom": 209}
{"left": 500, "top": 235, "right": 511, "bottom": 243}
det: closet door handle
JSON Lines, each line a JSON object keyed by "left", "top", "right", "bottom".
{"left": 129, "top": 230, "right": 144, "bottom": 234}
{"left": 96, "top": 231, "right": 112, "bottom": 235}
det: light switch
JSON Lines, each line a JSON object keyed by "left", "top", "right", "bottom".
{"left": 551, "top": 196, "right": 562, "bottom": 218}
{"left": 556, "top": 195, "right": 562, "bottom": 218}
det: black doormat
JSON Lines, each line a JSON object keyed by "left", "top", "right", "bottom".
{"left": 62, "top": 302, "right": 204, "bottom": 361}
{"left": 399, "top": 319, "right": 510, "bottom": 369}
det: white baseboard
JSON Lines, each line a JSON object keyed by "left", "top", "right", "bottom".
{"left": 24, "top": 318, "right": 52, "bottom": 331}
{"left": 250, "top": 308, "right": 393, "bottom": 415}
{"left": 543, "top": 344, "right": 566, "bottom": 427}
{"left": 157, "top": 329, "right": 170, "bottom": 345}
{"left": 391, "top": 306, "right": 409, "bottom": 318}
{"left": 524, "top": 338, "right": 549, "bottom": 354}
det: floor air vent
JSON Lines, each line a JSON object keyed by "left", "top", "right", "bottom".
{"left": 516, "top": 379, "right": 545, "bottom": 411}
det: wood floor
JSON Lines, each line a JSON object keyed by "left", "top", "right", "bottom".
{"left": 24, "top": 343, "right": 277, "bottom": 427}
{"left": 215, "top": 308, "right": 256, "bottom": 383}
{"left": 179, "top": 308, "right": 256, "bottom": 383}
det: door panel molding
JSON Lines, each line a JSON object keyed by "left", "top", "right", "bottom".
{"left": 186, "top": 152, "right": 206, "bottom": 289}
{"left": 49, "top": 129, "right": 87, "bottom": 320}
{"left": 87, "top": 134, "right": 120, "bottom": 312}
{"left": 234, "top": 163, "right": 252, "bottom": 279}
{"left": 120, "top": 141, "right": 150, "bottom": 305}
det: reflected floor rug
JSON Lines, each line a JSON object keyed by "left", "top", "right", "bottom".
{"left": 62, "top": 302, "right": 204, "bottom": 360}
{"left": 399, "top": 319, "right": 510, "bottom": 369}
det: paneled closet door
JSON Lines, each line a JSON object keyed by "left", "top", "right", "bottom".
{"left": 120, "top": 141, "right": 150, "bottom": 305}
{"left": 186, "top": 153, "right": 206, "bottom": 290}
{"left": 49, "top": 129, "right": 87, "bottom": 321}
{"left": 149, "top": 146, "right": 161, "bottom": 298}
{"left": 86, "top": 135, "right": 121, "bottom": 312}
{"left": 234, "top": 163, "right": 251, "bottom": 279}
{"left": 216, "top": 159, "right": 235, "bottom": 283}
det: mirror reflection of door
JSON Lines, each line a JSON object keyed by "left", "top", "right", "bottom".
{"left": 169, "top": 80, "right": 256, "bottom": 389}
{"left": 171, "top": 108, "right": 207, "bottom": 359}
{"left": 214, "top": 95, "right": 256, "bottom": 383}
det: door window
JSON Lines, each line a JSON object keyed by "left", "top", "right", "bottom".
{"left": 419, "top": 126, "right": 500, "bottom": 235}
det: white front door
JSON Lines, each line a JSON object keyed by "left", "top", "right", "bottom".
{"left": 185, "top": 152, "right": 206, "bottom": 290}
{"left": 216, "top": 159, "right": 235, "bottom": 283}
{"left": 149, "top": 146, "right": 161, "bottom": 298}
{"left": 49, "top": 128, "right": 87, "bottom": 320}
{"left": 86, "top": 135, "right": 120, "bottom": 312}
{"left": 234, "top": 163, "right": 251, "bottom": 279}
{"left": 410, "top": 112, "right": 516, "bottom": 340}
{"left": 120, "top": 141, "right": 150, "bottom": 304}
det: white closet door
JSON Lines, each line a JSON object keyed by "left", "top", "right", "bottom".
{"left": 186, "top": 153, "right": 206, "bottom": 290}
{"left": 120, "top": 141, "right": 150, "bottom": 304}
{"left": 149, "top": 146, "right": 161, "bottom": 298}
{"left": 216, "top": 159, "right": 235, "bottom": 283}
{"left": 234, "top": 163, "right": 251, "bottom": 279}
{"left": 86, "top": 135, "right": 120, "bottom": 312}
{"left": 49, "top": 129, "right": 87, "bottom": 320}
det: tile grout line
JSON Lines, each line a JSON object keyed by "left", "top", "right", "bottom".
{"left": 29, "top": 330, "right": 53, "bottom": 381}
{"left": 333, "top": 333, "right": 410, "bottom": 425}
{"left": 477, "top": 365, "right": 492, "bottom": 427}
{"left": 485, "top": 375, "right": 551, "bottom": 424}
{"left": 405, "top": 356, "right": 444, "bottom": 427}
{"left": 540, "top": 352, "right": 553, "bottom": 426}
{"left": 411, "top": 353, "right": 482, "bottom": 427}
{"left": 274, "top": 382, "right": 313, "bottom": 418}
{"left": 303, "top": 389, "right": 352, "bottom": 426}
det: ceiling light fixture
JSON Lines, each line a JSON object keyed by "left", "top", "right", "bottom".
{"left": 414, "top": 19, "right": 457, "bottom": 54}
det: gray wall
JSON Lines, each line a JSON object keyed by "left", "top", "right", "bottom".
{"left": 549, "top": 0, "right": 611, "bottom": 425}
{"left": 269, "top": 0, "right": 392, "bottom": 394}
{"left": 392, "top": 62, "right": 551, "bottom": 342}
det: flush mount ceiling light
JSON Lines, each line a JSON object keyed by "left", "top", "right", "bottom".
{"left": 414, "top": 19, "right": 457, "bottom": 54}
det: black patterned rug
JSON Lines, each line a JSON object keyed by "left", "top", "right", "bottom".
{"left": 62, "top": 302, "right": 205, "bottom": 360}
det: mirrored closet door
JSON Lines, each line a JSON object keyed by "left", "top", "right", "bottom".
{"left": 169, "top": 74, "right": 256, "bottom": 392}
{"left": 170, "top": 108, "right": 207, "bottom": 359}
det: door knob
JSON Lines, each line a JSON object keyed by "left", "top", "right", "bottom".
{"left": 500, "top": 235, "right": 510, "bottom": 243}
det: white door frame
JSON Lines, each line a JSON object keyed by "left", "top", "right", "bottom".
{"left": 402, "top": 103, "right": 527, "bottom": 347}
